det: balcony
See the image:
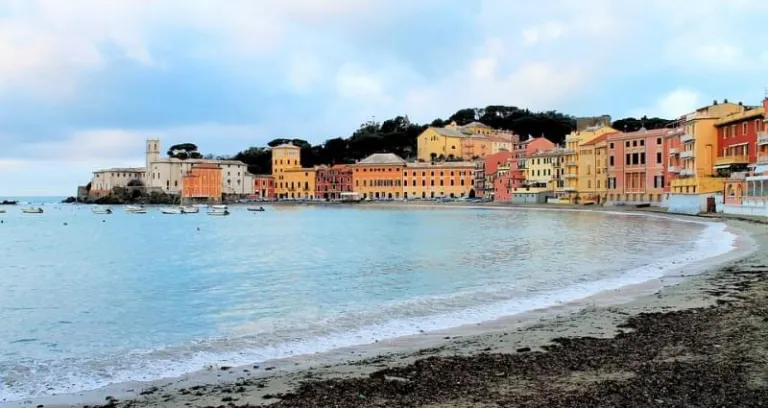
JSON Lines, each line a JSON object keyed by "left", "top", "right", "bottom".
{"left": 564, "top": 173, "right": 579, "bottom": 179}
{"left": 758, "top": 132, "right": 768, "bottom": 146}
{"left": 668, "top": 166, "right": 681, "bottom": 173}
{"left": 714, "top": 155, "right": 750, "bottom": 167}
{"left": 563, "top": 186, "right": 577, "bottom": 192}
{"left": 566, "top": 160, "right": 577, "bottom": 166}
{"left": 668, "top": 147, "right": 679, "bottom": 155}
{"left": 758, "top": 153, "right": 768, "bottom": 164}
{"left": 680, "top": 134, "right": 695, "bottom": 143}
{"left": 680, "top": 169, "right": 695, "bottom": 177}
{"left": 680, "top": 150, "right": 694, "bottom": 159}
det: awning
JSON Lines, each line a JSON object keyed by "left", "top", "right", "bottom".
{"left": 714, "top": 164, "right": 732, "bottom": 169}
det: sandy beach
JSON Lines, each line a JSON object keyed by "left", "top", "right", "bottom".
{"left": 8, "top": 210, "right": 768, "bottom": 408}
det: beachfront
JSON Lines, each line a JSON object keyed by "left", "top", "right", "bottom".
{"left": 2, "top": 209, "right": 765, "bottom": 408}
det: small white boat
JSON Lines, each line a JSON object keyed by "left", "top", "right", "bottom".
{"left": 180, "top": 206, "right": 199, "bottom": 214}
{"left": 247, "top": 206, "right": 265, "bottom": 212}
{"left": 22, "top": 207, "right": 44, "bottom": 214}
{"left": 125, "top": 205, "right": 147, "bottom": 214}
{"left": 211, "top": 204, "right": 228, "bottom": 210}
{"left": 91, "top": 206, "right": 113, "bottom": 215}
{"left": 193, "top": 204, "right": 209, "bottom": 209}
{"left": 161, "top": 207, "right": 183, "bottom": 215}
{"left": 207, "top": 209, "right": 230, "bottom": 216}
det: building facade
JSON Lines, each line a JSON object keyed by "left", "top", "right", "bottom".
{"left": 403, "top": 162, "right": 475, "bottom": 199}
{"left": 577, "top": 132, "right": 614, "bottom": 204}
{"left": 525, "top": 148, "right": 567, "bottom": 191}
{"left": 483, "top": 151, "right": 515, "bottom": 198}
{"left": 351, "top": 153, "right": 406, "bottom": 200}
{"left": 606, "top": 128, "right": 668, "bottom": 204}
{"left": 714, "top": 105, "right": 765, "bottom": 177}
{"left": 182, "top": 163, "right": 222, "bottom": 201}
{"left": 493, "top": 159, "right": 524, "bottom": 201}
{"left": 315, "top": 165, "right": 353, "bottom": 200}
{"left": 252, "top": 175, "right": 275, "bottom": 200}
{"left": 271, "top": 143, "right": 316, "bottom": 200}
{"left": 563, "top": 125, "right": 616, "bottom": 202}
{"left": 417, "top": 121, "right": 518, "bottom": 161}
{"left": 89, "top": 168, "right": 146, "bottom": 197}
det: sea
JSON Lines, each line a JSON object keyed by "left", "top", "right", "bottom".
{"left": 0, "top": 199, "right": 737, "bottom": 402}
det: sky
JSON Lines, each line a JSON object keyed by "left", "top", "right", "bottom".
{"left": 1, "top": 0, "right": 768, "bottom": 196}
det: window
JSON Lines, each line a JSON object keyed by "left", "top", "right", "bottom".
{"left": 626, "top": 154, "right": 631, "bottom": 165}
{"left": 743, "top": 122, "right": 748, "bottom": 135}
{"left": 640, "top": 153, "right": 645, "bottom": 165}
{"left": 610, "top": 143, "right": 614, "bottom": 149}
{"left": 657, "top": 138, "right": 662, "bottom": 145}
{"left": 633, "top": 140, "right": 637, "bottom": 147}
{"left": 640, "top": 140, "right": 644, "bottom": 146}
{"left": 610, "top": 156, "right": 614, "bottom": 166}
{"left": 656, "top": 152, "right": 662, "bottom": 163}
{"left": 625, "top": 141, "right": 630, "bottom": 148}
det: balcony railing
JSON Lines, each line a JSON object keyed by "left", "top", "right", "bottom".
{"left": 680, "top": 150, "right": 694, "bottom": 159}
{"left": 563, "top": 186, "right": 577, "bottom": 192}
{"left": 758, "top": 153, "right": 768, "bottom": 164}
{"left": 668, "top": 166, "right": 681, "bottom": 173}
{"left": 758, "top": 132, "right": 768, "bottom": 146}
{"left": 714, "top": 155, "right": 750, "bottom": 166}
{"left": 680, "top": 134, "right": 695, "bottom": 143}
{"left": 668, "top": 147, "right": 679, "bottom": 155}
{"left": 564, "top": 174, "right": 579, "bottom": 179}
{"left": 680, "top": 169, "right": 695, "bottom": 177}
{"left": 566, "top": 160, "right": 577, "bottom": 166}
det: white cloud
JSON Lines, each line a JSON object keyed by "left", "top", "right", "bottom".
{"left": 335, "top": 64, "right": 388, "bottom": 102}
{"left": 632, "top": 89, "right": 704, "bottom": 119}
{"left": 521, "top": 22, "right": 565, "bottom": 46}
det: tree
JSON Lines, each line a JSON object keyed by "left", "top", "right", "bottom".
{"left": 168, "top": 143, "right": 203, "bottom": 160}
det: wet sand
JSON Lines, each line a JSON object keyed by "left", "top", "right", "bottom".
{"left": 8, "top": 216, "right": 768, "bottom": 408}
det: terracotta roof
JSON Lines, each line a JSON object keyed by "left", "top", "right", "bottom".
{"left": 581, "top": 132, "right": 619, "bottom": 146}
{"left": 460, "top": 121, "right": 492, "bottom": 129}
{"left": 273, "top": 143, "right": 300, "bottom": 149}
{"left": 192, "top": 162, "right": 221, "bottom": 169}
{"left": 405, "top": 161, "right": 475, "bottom": 169}
{"left": 606, "top": 128, "right": 669, "bottom": 141}
{"left": 355, "top": 153, "right": 406, "bottom": 165}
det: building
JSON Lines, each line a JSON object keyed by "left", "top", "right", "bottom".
{"left": 252, "top": 175, "right": 275, "bottom": 200}
{"left": 483, "top": 151, "right": 515, "bottom": 198}
{"left": 525, "top": 147, "right": 568, "bottom": 192}
{"left": 271, "top": 143, "right": 316, "bottom": 200}
{"left": 403, "top": 161, "right": 475, "bottom": 199}
{"left": 144, "top": 139, "right": 253, "bottom": 196}
{"left": 89, "top": 167, "right": 146, "bottom": 197}
{"left": 515, "top": 136, "right": 557, "bottom": 172}
{"left": 670, "top": 101, "right": 744, "bottom": 195}
{"left": 563, "top": 125, "right": 616, "bottom": 202}
{"left": 759, "top": 98, "right": 768, "bottom": 166}
{"left": 417, "top": 121, "right": 518, "bottom": 161}
{"left": 351, "top": 153, "right": 406, "bottom": 200}
{"left": 576, "top": 132, "right": 615, "bottom": 204}
{"left": 714, "top": 105, "right": 765, "bottom": 177}
{"left": 315, "top": 164, "right": 353, "bottom": 200}
{"left": 182, "top": 162, "right": 222, "bottom": 202}
{"left": 493, "top": 159, "right": 525, "bottom": 201}
{"left": 663, "top": 126, "right": 685, "bottom": 193}
{"left": 606, "top": 128, "right": 668, "bottom": 205}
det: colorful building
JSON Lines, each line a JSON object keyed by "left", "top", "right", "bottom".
{"left": 576, "top": 132, "right": 615, "bottom": 204}
{"left": 563, "top": 125, "right": 616, "bottom": 202}
{"left": 351, "top": 153, "right": 406, "bottom": 200}
{"left": 663, "top": 125, "right": 685, "bottom": 193}
{"left": 252, "top": 175, "right": 275, "bottom": 200}
{"left": 315, "top": 164, "right": 353, "bottom": 200}
{"left": 516, "top": 136, "right": 557, "bottom": 171}
{"left": 417, "top": 121, "right": 518, "bottom": 161}
{"left": 670, "top": 101, "right": 744, "bottom": 194}
{"left": 403, "top": 162, "right": 475, "bottom": 199}
{"left": 525, "top": 148, "right": 567, "bottom": 191}
{"left": 714, "top": 105, "right": 765, "bottom": 177}
{"left": 272, "top": 143, "right": 316, "bottom": 200}
{"left": 606, "top": 128, "right": 668, "bottom": 204}
{"left": 483, "top": 151, "right": 515, "bottom": 198}
{"left": 759, "top": 98, "right": 768, "bottom": 166}
{"left": 493, "top": 159, "right": 525, "bottom": 201}
{"left": 182, "top": 162, "right": 222, "bottom": 202}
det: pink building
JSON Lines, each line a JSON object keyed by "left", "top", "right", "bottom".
{"left": 663, "top": 123, "right": 685, "bottom": 193}
{"left": 606, "top": 128, "right": 668, "bottom": 204}
{"left": 493, "top": 158, "right": 525, "bottom": 201}
{"left": 483, "top": 151, "right": 514, "bottom": 197}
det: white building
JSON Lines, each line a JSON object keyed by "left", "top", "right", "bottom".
{"left": 90, "top": 138, "right": 254, "bottom": 197}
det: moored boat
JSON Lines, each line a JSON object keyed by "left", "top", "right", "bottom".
{"left": 91, "top": 206, "right": 113, "bottom": 214}
{"left": 22, "top": 207, "right": 44, "bottom": 214}
{"left": 161, "top": 207, "right": 183, "bottom": 215}
{"left": 211, "top": 204, "right": 228, "bottom": 210}
{"left": 207, "top": 209, "right": 230, "bottom": 216}
{"left": 247, "top": 206, "right": 265, "bottom": 212}
{"left": 180, "top": 206, "right": 199, "bottom": 214}
{"left": 125, "top": 205, "right": 147, "bottom": 214}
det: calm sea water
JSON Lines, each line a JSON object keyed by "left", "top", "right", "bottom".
{"left": 0, "top": 203, "right": 735, "bottom": 401}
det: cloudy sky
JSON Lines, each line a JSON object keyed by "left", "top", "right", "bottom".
{"left": 1, "top": 0, "right": 767, "bottom": 196}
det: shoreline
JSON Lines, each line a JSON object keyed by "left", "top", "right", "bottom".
{"left": 2, "top": 211, "right": 761, "bottom": 407}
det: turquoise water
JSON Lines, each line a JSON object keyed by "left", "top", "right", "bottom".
{"left": 0, "top": 204, "right": 735, "bottom": 401}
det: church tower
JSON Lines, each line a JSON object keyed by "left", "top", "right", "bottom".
{"left": 145, "top": 138, "right": 161, "bottom": 185}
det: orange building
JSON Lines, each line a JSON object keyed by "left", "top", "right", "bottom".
{"left": 252, "top": 175, "right": 275, "bottom": 200}
{"left": 351, "top": 153, "right": 406, "bottom": 200}
{"left": 182, "top": 162, "right": 222, "bottom": 202}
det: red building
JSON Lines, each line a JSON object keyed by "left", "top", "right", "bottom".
{"left": 252, "top": 175, "right": 275, "bottom": 200}
{"left": 483, "top": 150, "right": 514, "bottom": 197}
{"left": 493, "top": 158, "right": 525, "bottom": 201}
{"left": 714, "top": 104, "right": 765, "bottom": 176}
{"left": 315, "top": 164, "right": 353, "bottom": 200}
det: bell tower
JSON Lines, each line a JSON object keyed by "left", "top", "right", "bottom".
{"left": 145, "top": 138, "right": 161, "bottom": 185}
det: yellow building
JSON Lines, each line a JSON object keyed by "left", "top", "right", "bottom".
{"left": 525, "top": 148, "right": 568, "bottom": 191}
{"left": 563, "top": 125, "right": 616, "bottom": 202}
{"left": 403, "top": 162, "right": 475, "bottom": 199}
{"left": 576, "top": 132, "right": 613, "bottom": 204}
{"left": 271, "top": 143, "right": 316, "bottom": 199}
{"left": 671, "top": 101, "right": 744, "bottom": 194}
{"left": 417, "top": 121, "right": 518, "bottom": 161}
{"left": 351, "top": 153, "right": 406, "bottom": 200}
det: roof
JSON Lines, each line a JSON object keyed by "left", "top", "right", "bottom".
{"left": 355, "top": 153, "right": 406, "bottom": 165}
{"left": 153, "top": 158, "right": 246, "bottom": 166}
{"left": 273, "top": 143, "right": 300, "bottom": 149}
{"left": 528, "top": 148, "right": 569, "bottom": 158}
{"left": 406, "top": 161, "right": 475, "bottom": 169}
{"left": 580, "top": 131, "right": 619, "bottom": 146}
{"left": 715, "top": 107, "right": 765, "bottom": 127}
{"left": 192, "top": 162, "right": 221, "bottom": 169}
{"left": 606, "top": 128, "right": 669, "bottom": 141}
{"left": 94, "top": 167, "right": 146, "bottom": 174}
{"left": 460, "top": 121, "right": 492, "bottom": 129}
{"left": 431, "top": 127, "right": 470, "bottom": 137}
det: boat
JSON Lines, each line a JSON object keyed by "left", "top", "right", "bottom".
{"left": 125, "top": 205, "right": 147, "bottom": 214}
{"left": 192, "top": 204, "right": 209, "bottom": 209}
{"left": 247, "top": 206, "right": 265, "bottom": 212}
{"left": 211, "top": 204, "right": 228, "bottom": 210}
{"left": 91, "top": 206, "right": 113, "bottom": 215}
{"left": 22, "top": 207, "right": 44, "bottom": 214}
{"left": 207, "top": 209, "right": 230, "bottom": 216}
{"left": 161, "top": 207, "right": 183, "bottom": 215}
{"left": 0, "top": 209, "right": 6, "bottom": 214}
{"left": 0, "top": 200, "right": 18, "bottom": 205}
{"left": 180, "top": 206, "right": 199, "bottom": 214}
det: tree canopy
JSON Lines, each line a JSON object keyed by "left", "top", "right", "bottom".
{"left": 168, "top": 143, "right": 203, "bottom": 160}
{"left": 229, "top": 106, "right": 670, "bottom": 175}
